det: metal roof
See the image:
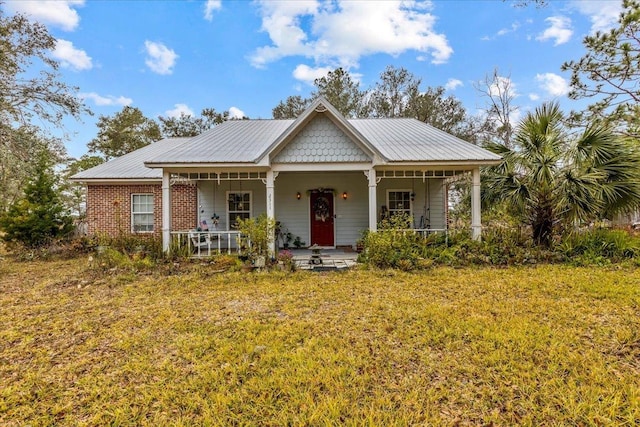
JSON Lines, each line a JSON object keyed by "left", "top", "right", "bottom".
{"left": 70, "top": 137, "right": 191, "bottom": 180}
{"left": 350, "top": 119, "right": 503, "bottom": 162}
{"left": 147, "top": 117, "right": 500, "bottom": 165}
{"left": 147, "top": 120, "right": 293, "bottom": 164}
{"left": 74, "top": 115, "right": 501, "bottom": 181}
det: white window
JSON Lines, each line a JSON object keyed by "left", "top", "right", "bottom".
{"left": 131, "top": 194, "right": 154, "bottom": 232}
{"left": 387, "top": 190, "right": 412, "bottom": 216}
{"left": 227, "top": 191, "right": 252, "bottom": 228}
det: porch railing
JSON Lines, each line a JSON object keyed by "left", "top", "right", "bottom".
{"left": 171, "top": 230, "right": 242, "bottom": 257}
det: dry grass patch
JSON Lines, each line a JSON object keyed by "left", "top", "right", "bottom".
{"left": 1, "top": 258, "right": 640, "bottom": 425}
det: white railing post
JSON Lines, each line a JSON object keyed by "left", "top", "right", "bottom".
{"left": 162, "top": 171, "right": 171, "bottom": 253}
{"left": 266, "top": 170, "right": 276, "bottom": 257}
{"left": 368, "top": 168, "right": 378, "bottom": 232}
{"left": 471, "top": 167, "right": 481, "bottom": 241}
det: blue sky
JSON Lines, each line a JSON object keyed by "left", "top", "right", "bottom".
{"left": 3, "top": 0, "right": 624, "bottom": 159}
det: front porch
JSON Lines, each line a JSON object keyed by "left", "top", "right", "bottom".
{"left": 163, "top": 168, "right": 475, "bottom": 257}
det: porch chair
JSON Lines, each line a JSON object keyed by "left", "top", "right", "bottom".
{"left": 189, "top": 229, "right": 212, "bottom": 252}
{"left": 200, "top": 219, "right": 220, "bottom": 244}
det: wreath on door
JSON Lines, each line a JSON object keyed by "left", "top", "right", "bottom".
{"left": 313, "top": 197, "right": 330, "bottom": 222}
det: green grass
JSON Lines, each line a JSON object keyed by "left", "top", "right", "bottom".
{"left": 1, "top": 258, "right": 640, "bottom": 425}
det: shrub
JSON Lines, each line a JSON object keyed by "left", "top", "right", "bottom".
{"left": 89, "top": 234, "right": 163, "bottom": 272}
{"left": 360, "top": 219, "right": 529, "bottom": 270}
{"left": 360, "top": 214, "right": 425, "bottom": 270}
{"left": 92, "top": 245, "right": 159, "bottom": 272}
{"left": 0, "top": 151, "right": 73, "bottom": 248}
{"left": 559, "top": 229, "right": 640, "bottom": 265}
{"left": 236, "top": 214, "right": 276, "bottom": 261}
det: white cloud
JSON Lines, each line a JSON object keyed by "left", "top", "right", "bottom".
{"left": 529, "top": 93, "right": 540, "bottom": 101}
{"left": 292, "top": 64, "right": 333, "bottom": 85}
{"left": 229, "top": 107, "right": 245, "bottom": 119}
{"left": 80, "top": 92, "right": 132, "bottom": 107}
{"left": 444, "top": 78, "right": 463, "bottom": 91}
{"left": 497, "top": 22, "right": 520, "bottom": 36}
{"left": 52, "top": 39, "right": 92, "bottom": 71}
{"left": 483, "top": 21, "right": 521, "bottom": 40}
{"left": 144, "top": 41, "right": 178, "bottom": 75}
{"left": 480, "top": 21, "right": 529, "bottom": 41}
{"left": 537, "top": 16, "right": 573, "bottom": 46}
{"left": 165, "top": 103, "right": 194, "bottom": 118}
{"left": 204, "top": 0, "right": 222, "bottom": 21}
{"left": 4, "top": 0, "right": 84, "bottom": 31}
{"left": 536, "top": 73, "right": 570, "bottom": 97}
{"left": 571, "top": 0, "right": 622, "bottom": 33}
{"left": 488, "top": 75, "right": 518, "bottom": 98}
{"left": 249, "top": 0, "right": 452, "bottom": 68}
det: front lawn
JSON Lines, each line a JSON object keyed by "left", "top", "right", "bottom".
{"left": 1, "top": 258, "right": 639, "bottom": 425}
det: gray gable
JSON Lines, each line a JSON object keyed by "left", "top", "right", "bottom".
{"left": 273, "top": 115, "right": 370, "bottom": 163}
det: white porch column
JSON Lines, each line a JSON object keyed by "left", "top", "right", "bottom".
{"left": 162, "top": 170, "right": 171, "bottom": 253}
{"left": 266, "top": 170, "right": 276, "bottom": 257}
{"left": 471, "top": 167, "right": 481, "bottom": 241}
{"left": 368, "top": 168, "right": 378, "bottom": 232}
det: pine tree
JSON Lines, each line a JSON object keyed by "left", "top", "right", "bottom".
{"left": 0, "top": 151, "right": 73, "bottom": 247}
{"left": 561, "top": 0, "right": 640, "bottom": 133}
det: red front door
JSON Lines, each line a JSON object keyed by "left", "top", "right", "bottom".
{"left": 310, "top": 191, "right": 334, "bottom": 247}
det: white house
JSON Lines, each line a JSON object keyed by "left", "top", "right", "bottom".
{"left": 72, "top": 97, "right": 502, "bottom": 254}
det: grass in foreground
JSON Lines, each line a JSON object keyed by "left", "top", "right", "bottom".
{"left": 1, "top": 258, "right": 640, "bottom": 425}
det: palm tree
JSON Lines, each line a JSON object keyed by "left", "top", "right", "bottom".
{"left": 483, "top": 102, "right": 640, "bottom": 247}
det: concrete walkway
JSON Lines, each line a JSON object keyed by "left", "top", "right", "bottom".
{"left": 289, "top": 248, "right": 359, "bottom": 271}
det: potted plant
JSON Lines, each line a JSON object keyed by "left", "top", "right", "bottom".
{"left": 283, "top": 232, "right": 293, "bottom": 249}
{"left": 293, "top": 236, "right": 305, "bottom": 249}
{"left": 277, "top": 249, "right": 295, "bottom": 271}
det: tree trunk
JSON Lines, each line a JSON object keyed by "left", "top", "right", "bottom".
{"left": 532, "top": 199, "right": 554, "bottom": 247}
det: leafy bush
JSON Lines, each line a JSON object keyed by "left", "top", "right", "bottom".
{"left": 361, "top": 224, "right": 637, "bottom": 270}
{"left": 92, "top": 245, "right": 156, "bottom": 272}
{"left": 236, "top": 214, "right": 276, "bottom": 261}
{"left": 89, "top": 234, "right": 163, "bottom": 272}
{"left": 559, "top": 229, "right": 640, "bottom": 265}
{"left": 360, "top": 214, "right": 426, "bottom": 270}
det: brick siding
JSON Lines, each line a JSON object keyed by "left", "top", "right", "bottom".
{"left": 85, "top": 183, "right": 197, "bottom": 237}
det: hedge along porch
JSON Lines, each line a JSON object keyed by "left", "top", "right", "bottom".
{"left": 145, "top": 97, "right": 500, "bottom": 254}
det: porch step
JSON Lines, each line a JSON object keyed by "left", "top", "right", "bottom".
{"left": 294, "top": 258, "right": 355, "bottom": 271}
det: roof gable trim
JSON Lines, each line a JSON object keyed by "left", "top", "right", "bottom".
{"left": 255, "top": 97, "right": 387, "bottom": 164}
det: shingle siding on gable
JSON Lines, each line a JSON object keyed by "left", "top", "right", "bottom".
{"left": 273, "top": 116, "right": 370, "bottom": 163}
